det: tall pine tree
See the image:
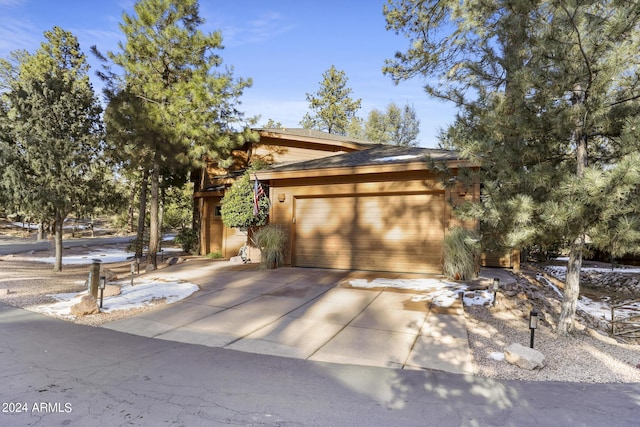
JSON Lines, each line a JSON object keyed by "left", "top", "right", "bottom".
{"left": 0, "top": 27, "right": 107, "bottom": 272}
{"left": 300, "top": 65, "right": 361, "bottom": 135}
{"left": 95, "top": 0, "right": 254, "bottom": 268}
{"left": 385, "top": 0, "right": 640, "bottom": 334}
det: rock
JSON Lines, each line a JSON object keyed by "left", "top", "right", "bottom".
{"left": 102, "top": 284, "right": 121, "bottom": 297}
{"left": 102, "top": 268, "right": 118, "bottom": 281}
{"left": 229, "top": 256, "right": 244, "bottom": 264}
{"left": 504, "top": 343, "right": 546, "bottom": 370}
{"left": 0, "top": 289, "right": 9, "bottom": 296}
{"left": 70, "top": 295, "right": 100, "bottom": 316}
{"left": 145, "top": 264, "right": 156, "bottom": 273}
{"left": 165, "top": 257, "right": 182, "bottom": 266}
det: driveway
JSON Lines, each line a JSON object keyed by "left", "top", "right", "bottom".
{"left": 103, "top": 260, "right": 514, "bottom": 374}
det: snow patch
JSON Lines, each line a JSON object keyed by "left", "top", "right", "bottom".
{"left": 348, "top": 277, "right": 493, "bottom": 307}
{"left": 489, "top": 352, "right": 505, "bottom": 362}
{"left": 29, "top": 278, "right": 199, "bottom": 318}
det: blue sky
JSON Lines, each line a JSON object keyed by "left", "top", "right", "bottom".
{"left": 0, "top": 0, "right": 458, "bottom": 147}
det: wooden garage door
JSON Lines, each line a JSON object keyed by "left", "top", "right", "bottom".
{"left": 294, "top": 193, "right": 445, "bottom": 273}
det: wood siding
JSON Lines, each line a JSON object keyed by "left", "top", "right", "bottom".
{"left": 251, "top": 144, "right": 347, "bottom": 165}
{"left": 267, "top": 170, "right": 457, "bottom": 274}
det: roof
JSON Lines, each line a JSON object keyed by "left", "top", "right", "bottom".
{"left": 254, "top": 128, "right": 376, "bottom": 150}
{"left": 255, "top": 145, "right": 466, "bottom": 180}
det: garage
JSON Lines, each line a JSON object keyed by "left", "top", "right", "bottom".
{"left": 294, "top": 192, "right": 446, "bottom": 273}
{"left": 256, "top": 145, "right": 477, "bottom": 275}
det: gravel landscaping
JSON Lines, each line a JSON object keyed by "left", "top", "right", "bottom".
{"left": 1, "top": 244, "right": 639, "bottom": 383}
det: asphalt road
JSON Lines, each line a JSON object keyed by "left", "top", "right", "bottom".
{"left": 0, "top": 235, "right": 134, "bottom": 256}
{"left": 0, "top": 303, "right": 638, "bottom": 427}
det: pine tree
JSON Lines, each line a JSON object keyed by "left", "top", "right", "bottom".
{"left": 95, "top": 0, "right": 254, "bottom": 267}
{"left": 385, "top": 0, "right": 640, "bottom": 334}
{"left": 363, "top": 102, "right": 420, "bottom": 146}
{"left": 300, "top": 65, "right": 361, "bottom": 135}
{"left": 0, "top": 27, "right": 107, "bottom": 272}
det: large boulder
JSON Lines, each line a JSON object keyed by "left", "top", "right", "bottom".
{"left": 70, "top": 295, "right": 100, "bottom": 317}
{"left": 504, "top": 343, "right": 546, "bottom": 370}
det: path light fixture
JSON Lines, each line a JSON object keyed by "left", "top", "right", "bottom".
{"left": 529, "top": 310, "right": 539, "bottom": 348}
{"left": 98, "top": 275, "right": 106, "bottom": 309}
{"left": 135, "top": 256, "right": 141, "bottom": 274}
{"left": 130, "top": 261, "right": 136, "bottom": 286}
{"left": 492, "top": 278, "right": 500, "bottom": 306}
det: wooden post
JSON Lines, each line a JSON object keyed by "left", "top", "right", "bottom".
{"left": 89, "top": 260, "right": 101, "bottom": 299}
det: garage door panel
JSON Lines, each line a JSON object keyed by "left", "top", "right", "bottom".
{"left": 294, "top": 194, "right": 444, "bottom": 273}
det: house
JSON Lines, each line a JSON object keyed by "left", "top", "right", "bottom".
{"left": 195, "top": 128, "right": 481, "bottom": 274}
{"left": 194, "top": 128, "right": 376, "bottom": 258}
{"left": 255, "top": 144, "right": 479, "bottom": 274}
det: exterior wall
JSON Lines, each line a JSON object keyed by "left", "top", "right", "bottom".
{"left": 199, "top": 195, "right": 252, "bottom": 258}
{"left": 199, "top": 195, "right": 223, "bottom": 256}
{"left": 266, "top": 170, "right": 473, "bottom": 273}
{"left": 197, "top": 137, "right": 364, "bottom": 257}
{"left": 251, "top": 143, "right": 348, "bottom": 165}
{"left": 482, "top": 249, "right": 521, "bottom": 270}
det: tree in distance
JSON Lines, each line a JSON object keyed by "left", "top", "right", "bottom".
{"left": 300, "top": 65, "right": 361, "bottom": 135}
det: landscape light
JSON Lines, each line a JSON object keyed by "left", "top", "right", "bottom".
{"left": 529, "top": 311, "right": 539, "bottom": 348}
{"left": 492, "top": 278, "right": 500, "bottom": 306}
{"left": 98, "top": 275, "right": 106, "bottom": 309}
{"left": 130, "top": 261, "right": 136, "bottom": 286}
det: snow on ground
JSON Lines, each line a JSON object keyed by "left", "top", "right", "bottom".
{"left": 12, "top": 245, "right": 196, "bottom": 318}
{"left": 348, "top": 277, "right": 494, "bottom": 307}
{"left": 28, "top": 278, "right": 199, "bottom": 318}
{"left": 489, "top": 352, "right": 505, "bottom": 362}
{"left": 544, "top": 264, "right": 640, "bottom": 282}
{"left": 10, "top": 221, "right": 109, "bottom": 232}
{"left": 542, "top": 264, "right": 640, "bottom": 322}
{"left": 16, "top": 247, "right": 183, "bottom": 265}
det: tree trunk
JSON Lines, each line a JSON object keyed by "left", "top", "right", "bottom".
{"left": 192, "top": 168, "right": 204, "bottom": 255}
{"left": 557, "top": 235, "right": 584, "bottom": 335}
{"left": 135, "top": 169, "right": 149, "bottom": 259}
{"left": 148, "top": 154, "right": 160, "bottom": 268}
{"left": 53, "top": 213, "right": 64, "bottom": 272}
{"left": 128, "top": 183, "right": 136, "bottom": 233}
{"left": 37, "top": 222, "right": 46, "bottom": 241}
{"left": 158, "top": 186, "right": 165, "bottom": 253}
{"left": 557, "top": 107, "right": 588, "bottom": 335}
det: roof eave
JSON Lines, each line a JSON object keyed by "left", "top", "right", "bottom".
{"left": 255, "top": 159, "right": 475, "bottom": 180}
{"left": 256, "top": 129, "right": 372, "bottom": 151}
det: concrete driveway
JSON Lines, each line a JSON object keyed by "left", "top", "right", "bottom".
{"left": 103, "top": 260, "right": 514, "bottom": 374}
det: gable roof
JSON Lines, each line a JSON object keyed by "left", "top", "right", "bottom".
{"left": 255, "top": 145, "right": 465, "bottom": 180}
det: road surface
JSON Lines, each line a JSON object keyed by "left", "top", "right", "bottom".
{"left": 0, "top": 303, "right": 638, "bottom": 427}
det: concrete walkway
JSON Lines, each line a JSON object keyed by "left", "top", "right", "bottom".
{"left": 104, "top": 260, "right": 516, "bottom": 374}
